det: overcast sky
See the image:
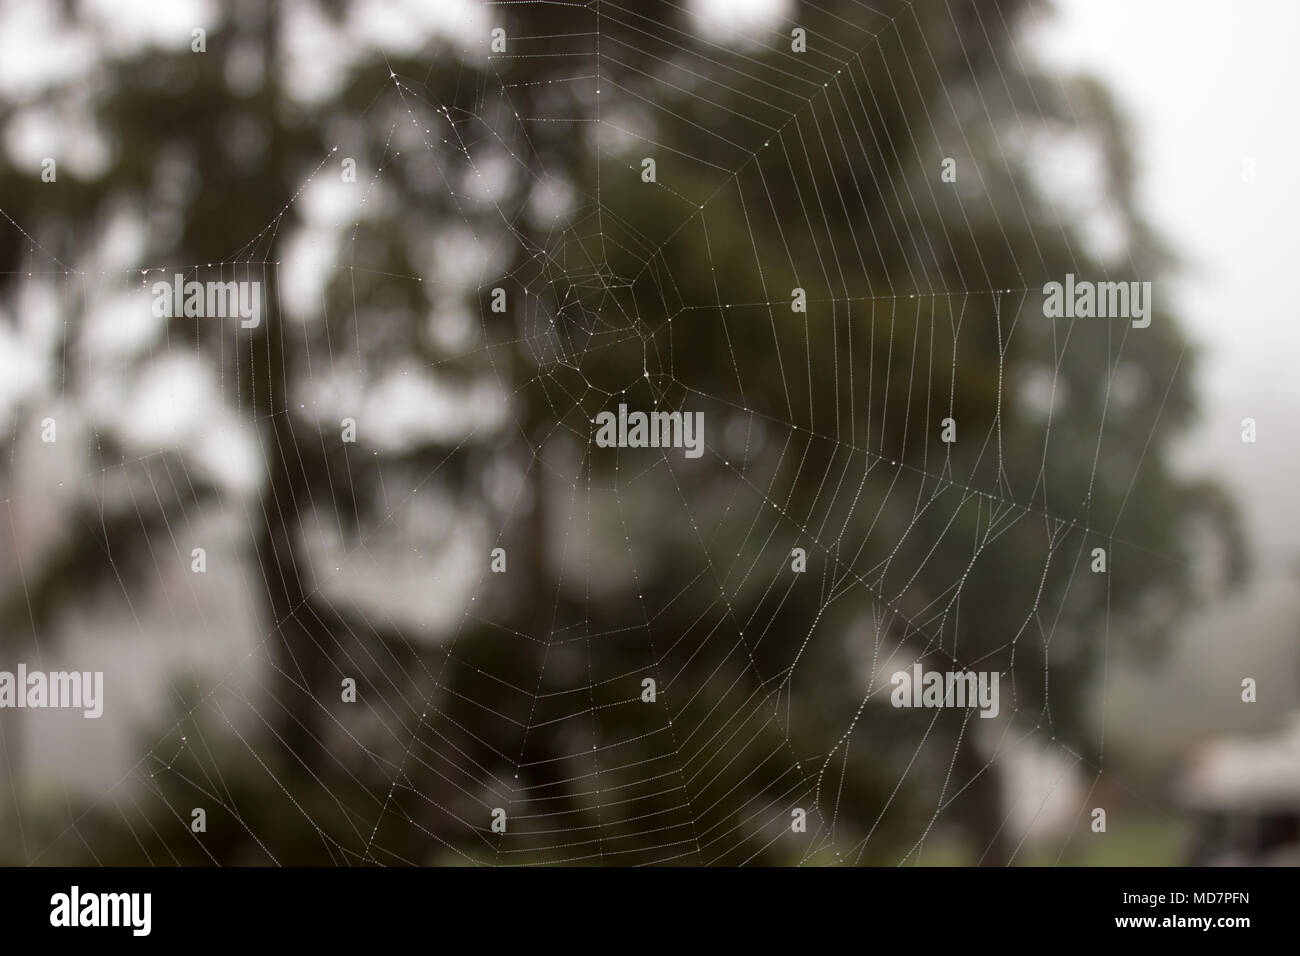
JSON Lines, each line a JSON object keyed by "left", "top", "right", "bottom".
{"left": 1037, "top": 0, "right": 1300, "bottom": 565}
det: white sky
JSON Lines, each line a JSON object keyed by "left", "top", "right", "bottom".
{"left": 1036, "top": 0, "right": 1300, "bottom": 563}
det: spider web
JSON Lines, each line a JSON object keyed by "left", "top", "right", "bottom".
{"left": 0, "top": 0, "right": 1177, "bottom": 867}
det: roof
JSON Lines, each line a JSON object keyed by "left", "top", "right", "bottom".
{"left": 1178, "top": 712, "right": 1300, "bottom": 812}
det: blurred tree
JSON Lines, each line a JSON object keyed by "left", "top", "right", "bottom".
{"left": 0, "top": 0, "right": 1243, "bottom": 865}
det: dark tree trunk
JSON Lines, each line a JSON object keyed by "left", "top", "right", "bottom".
{"left": 955, "top": 728, "right": 1011, "bottom": 866}
{"left": 249, "top": 279, "right": 332, "bottom": 766}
